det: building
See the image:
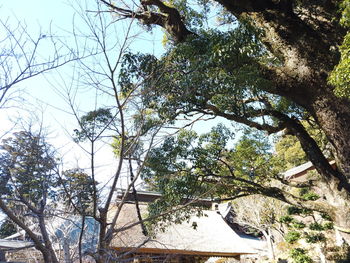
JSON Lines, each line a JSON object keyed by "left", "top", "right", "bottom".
{"left": 110, "top": 191, "right": 266, "bottom": 262}
{"left": 283, "top": 160, "right": 336, "bottom": 182}
{"left": 1, "top": 191, "right": 266, "bottom": 262}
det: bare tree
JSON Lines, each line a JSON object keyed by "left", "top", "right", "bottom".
{"left": 0, "top": 12, "right": 86, "bottom": 263}
{"left": 54, "top": 1, "right": 166, "bottom": 262}
{"left": 0, "top": 18, "right": 76, "bottom": 109}
{"left": 231, "top": 195, "right": 287, "bottom": 260}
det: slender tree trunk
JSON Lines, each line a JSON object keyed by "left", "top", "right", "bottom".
{"left": 63, "top": 237, "right": 73, "bottom": 263}
{"left": 262, "top": 229, "right": 275, "bottom": 260}
{"left": 78, "top": 215, "right": 86, "bottom": 263}
{"left": 38, "top": 215, "right": 59, "bottom": 263}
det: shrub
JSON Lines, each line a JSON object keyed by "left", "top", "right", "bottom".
{"left": 292, "top": 221, "right": 306, "bottom": 229}
{"left": 305, "top": 233, "right": 326, "bottom": 243}
{"left": 290, "top": 248, "right": 313, "bottom": 263}
{"left": 323, "top": 222, "right": 333, "bottom": 230}
{"left": 280, "top": 215, "right": 294, "bottom": 224}
{"left": 299, "top": 188, "right": 320, "bottom": 201}
{"left": 309, "top": 222, "right": 324, "bottom": 231}
{"left": 320, "top": 212, "right": 332, "bottom": 220}
{"left": 287, "top": 206, "right": 312, "bottom": 216}
{"left": 285, "top": 231, "right": 301, "bottom": 243}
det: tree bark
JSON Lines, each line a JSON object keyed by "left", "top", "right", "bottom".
{"left": 217, "top": 0, "right": 350, "bottom": 184}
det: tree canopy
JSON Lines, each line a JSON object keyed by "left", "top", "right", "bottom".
{"left": 100, "top": 0, "right": 350, "bottom": 244}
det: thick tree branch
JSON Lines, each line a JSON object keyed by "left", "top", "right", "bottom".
{"left": 0, "top": 199, "right": 47, "bottom": 254}
{"left": 269, "top": 111, "right": 350, "bottom": 193}
{"left": 99, "top": 0, "right": 194, "bottom": 42}
{"left": 199, "top": 103, "right": 284, "bottom": 134}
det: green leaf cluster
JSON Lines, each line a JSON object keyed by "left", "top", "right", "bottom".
{"left": 73, "top": 108, "right": 113, "bottom": 142}
{"left": 119, "top": 24, "right": 280, "bottom": 123}
{"left": 0, "top": 218, "right": 16, "bottom": 238}
{"left": 285, "top": 230, "right": 301, "bottom": 244}
{"left": 143, "top": 126, "right": 277, "bottom": 223}
{"left": 59, "top": 169, "right": 95, "bottom": 215}
{"left": 290, "top": 248, "right": 313, "bottom": 263}
{"left": 329, "top": 0, "right": 350, "bottom": 98}
{"left": 287, "top": 206, "right": 313, "bottom": 216}
{"left": 299, "top": 188, "right": 320, "bottom": 201}
{"left": 274, "top": 120, "right": 330, "bottom": 171}
{"left": 305, "top": 233, "right": 326, "bottom": 243}
{"left": 0, "top": 131, "right": 59, "bottom": 205}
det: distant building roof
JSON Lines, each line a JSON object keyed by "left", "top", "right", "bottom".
{"left": 110, "top": 202, "right": 259, "bottom": 257}
{"left": 0, "top": 239, "right": 33, "bottom": 250}
{"left": 116, "top": 190, "right": 213, "bottom": 208}
{"left": 283, "top": 160, "right": 336, "bottom": 180}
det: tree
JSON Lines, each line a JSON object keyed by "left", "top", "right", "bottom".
{"left": 274, "top": 121, "right": 331, "bottom": 171}
{"left": 0, "top": 218, "right": 16, "bottom": 238}
{"left": 142, "top": 127, "right": 281, "bottom": 212}
{"left": 55, "top": 2, "right": 168, "bottom": 261}
{"left": 0, "top": 130, "right": 60, "bottom": 263}
{"left": 0, "top": 18, "right": 74, "bottom": 110}
{"left": 231, "top": 196, "right": 286, "bottom": 260}
{"left": 98, "top": 0, "right": 350, "bottom": 243}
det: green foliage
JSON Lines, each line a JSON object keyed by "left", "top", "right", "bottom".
{"left": 287, "top": 206, "right": 312, "bottom": 216}
{"left": 59, "top": 169, "right": 95, "bottom": 215}
{"left": 299, "top": 188, "right": 320, "bottom": 201}
{"left": 73, "top": 108, "right": 113, "bottom": 142}
{"left": 280, "top": 215, "right": 294, "bottom": 224}
{"left": 323, "top": 222, "right": 334, "bottom": 230}
{"left": 329, "top": 0, "right": 350, "bottom": 97}
{"left": 305, "top": 233, "right": 326, "bottom": 243}
{"left": 274, "top": 121, "right": 330, "bottom": 171}
{"left": 275, "top": 135, "right": 308, "bottom": 170}
{"left": 290, "top": 248, "right": 313, "bottom": 263}
{"left": 0, "top": 218, "right": 16, "bottom": 238}
{"left": 119, "top": 24, "right": 281, "bottom": 124}
{"left": 309, "top": 222, "right": 324, "bottom": 231}
{"left": 143, "top": 126, "right": 275, "bottom": 209}
{"left": 0, "top": 131, "right": 59, "bottom": 204}
{"left": 227, "top": 129, "right": 274, "bottom": 181}
{"left": 329, "top": 33, "right": 350, "bottom": 98}
{"left": 340, "top": 0, "right": 350, "bottom": 27}
{"left": 285, "top": 231, "right": 301, "bottom": 243}
{"left": 292, "top": 221, "right": 306, "bottom": 229}
{"left": 321, "top": 212, "right": 332, "bottom": 221}
{"left": 163, "top": 0, "right": 207, "bottom": 30}
{"left": 143, "top": 125, "right": 233, "bottom": 195}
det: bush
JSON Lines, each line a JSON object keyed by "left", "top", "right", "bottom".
{"left": 301, "top": 192, "right": 320, "bottom": 201}
{"left": 280, "top": 215, "right": 294, "bottom": 224}
{"left": 299, "top": 188, "right": 320, "bottom": 201}
{"left": 287, "top": 206, "right": 312, "bottom": 216}
{"left": 305, "top": 233, "right": 326, "bottom": 243}
{"left": 285, "top": 231, "right": 301, "bottom": 243}
{"left": 290, "top": 248, "right": 313, "bottom": 263}
{"left": 309, "top": 222, "right": 324, "bottom": 231}
{"left": 320, "top": 212, "right": 332, "bottom": 220}
{"left": 323, "top": 222, "right": 334, "bottom": 230}
{"left": 292, "top": 221, "right": 306, "bottom": 229}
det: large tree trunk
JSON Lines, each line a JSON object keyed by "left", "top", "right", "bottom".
{"left": 218, "top": 1, "right": 350, "bottom": 180}
{"left": 219, "top": 0, "right": 350, "bottom": 245}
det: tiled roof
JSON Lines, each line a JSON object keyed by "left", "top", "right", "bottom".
{"left": 110, "top": 202, "right": 259, "bottom": 257}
